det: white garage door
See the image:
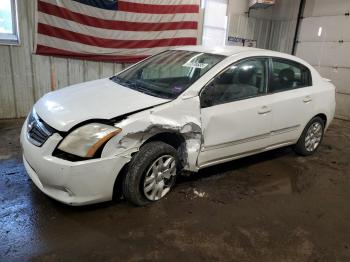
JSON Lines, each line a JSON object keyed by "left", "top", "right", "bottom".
{"left": 296, "top": 0, "right": 350, "bottom": 120}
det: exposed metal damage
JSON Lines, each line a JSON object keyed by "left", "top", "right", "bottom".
{"left": 103, "top": 99, "right": 203, "bottom": 172}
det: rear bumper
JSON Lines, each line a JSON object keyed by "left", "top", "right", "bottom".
{"left": 21, "top": 119, "right": 130, "bottom": 206}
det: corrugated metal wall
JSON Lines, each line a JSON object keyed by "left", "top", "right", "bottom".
{"left": 0, "top": 0, "right": 131, "bottom": 119}
{"left": 296, "top": 0, "right": 350, "bottom": 120}
{"left": 0, "top": 0, "right": 204, "bottom": 119}
{"left": 227, "top": 0, "right": 299, "bottom": 54}
{"left": 227, "top": 0, "right": 350, "bottom": 121}
{"left": 5, "top": 0, "right": 348, "bottom": 121}
{"left": 227, "top": 15, "right": 272, "bottom": 49}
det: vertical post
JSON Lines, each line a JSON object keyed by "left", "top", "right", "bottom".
{"left": 292, "top": 0, "right": 306, "bottom": 55}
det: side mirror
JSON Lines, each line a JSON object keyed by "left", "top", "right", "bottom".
{"left": 200, "top": 82, "right": 215, "bottom": 108}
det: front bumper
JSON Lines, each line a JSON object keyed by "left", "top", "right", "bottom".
{"left": 20, "top": 119, "right": 130, "bottom": 206}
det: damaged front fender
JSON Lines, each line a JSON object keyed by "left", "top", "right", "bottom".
{"left": 102, "top": 96, "right": 202, "bottom": 171}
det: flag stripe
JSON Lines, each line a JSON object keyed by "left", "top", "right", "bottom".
{"left": 38, "top": 1, "right": 198, "bottom": 31}
{"left": 37, "top": 45, "right": 148, "bottom": 62}
{"left": 42, "top": 0, "right": 199, "bottom": 23}
{"left": 36, "top": 0, "right": 200, "bottom": 63}
{"left": 37, "top": 34, "right": 183, "bottom": 55}
{"left": 38, "top": 13, "right": 198, "bottom": 40}
{"left": 118, "top": 1, "right": 199, "bottom": 14}
{"left": 38, "top": 23, "right": 197, "bottom": 49}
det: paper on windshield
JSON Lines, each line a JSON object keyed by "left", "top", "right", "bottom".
{"left": 182, "top": 62, "right": 208, "bottom": 69}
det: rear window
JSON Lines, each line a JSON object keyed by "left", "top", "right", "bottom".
{"left": 269, "top": 58, "right": 312, "bottom": 93}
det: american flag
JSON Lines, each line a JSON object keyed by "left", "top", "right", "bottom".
{"left": 35, "top": 0, "right": 200, "bottom": 63}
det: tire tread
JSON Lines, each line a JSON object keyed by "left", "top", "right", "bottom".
{"left": 123, "top": 141, "right": 179, "bottom": 206}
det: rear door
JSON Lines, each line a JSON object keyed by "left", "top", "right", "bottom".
{"left": 267, "top": 58, "right": 314, "bottom": 147}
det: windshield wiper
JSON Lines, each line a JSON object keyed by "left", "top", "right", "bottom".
{"left": 111, "top": 76, "right": 139, "bottom": 90}
{"left": 131, "top": 84, "right": 169, "bottom": 99}
{"left": 110, "top": 76, "right": 169, "bottom": 99}
{"left": 133, "top": 80, "right": 173, "bottom": 99}
{"left": 110, "top": 75, "right": 132, "bottom": 87}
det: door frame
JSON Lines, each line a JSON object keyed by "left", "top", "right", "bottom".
{"left": 197, "top": 56, "right": 273, "bottom": 167}
{"left": 198, "top": 56, "right": 272, "bottom": 103}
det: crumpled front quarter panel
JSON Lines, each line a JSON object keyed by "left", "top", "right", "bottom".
{"left": 102, "top": 97, "right": 202, "bottom": 171}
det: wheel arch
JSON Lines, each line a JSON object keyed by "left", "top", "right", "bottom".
{"left": 113, "top": 131, "right": 187, "bottom": 199}
{"left": 141, "top": 131, "right": 186, "bottom": 151}
{"left": 313, "top": 113, "right": 327, "bottom": 126}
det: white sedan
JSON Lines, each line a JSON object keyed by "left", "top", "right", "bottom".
{"left": 21, "top": 46, "right": 336, "bottom": 206}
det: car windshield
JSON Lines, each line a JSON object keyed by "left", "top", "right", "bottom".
{"left": 110, "top": 50, "right": 225, "bottom": 99}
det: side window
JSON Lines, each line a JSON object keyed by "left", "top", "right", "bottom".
{"left": 0, "top": 0, "right": 20, "bottom": 45}
{"left": 269, "top": 59, "right": 312, "bottom": 93}
{"left": 200, "top": 58, "right": 268, "bottom": 108}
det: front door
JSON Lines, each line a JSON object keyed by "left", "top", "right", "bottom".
{"left": 197, "top": 58, "right": 272, "bottom": 167}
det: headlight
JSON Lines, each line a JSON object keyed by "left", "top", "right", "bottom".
{"left": 58, "top": 123, "right": 122, "bottom": 158}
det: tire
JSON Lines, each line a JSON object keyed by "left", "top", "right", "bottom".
{"left": 122, "top": 141, "right": 179, "bottom": 206}
{"left": 293, "top": 116, "right": 325, "bottom": 156}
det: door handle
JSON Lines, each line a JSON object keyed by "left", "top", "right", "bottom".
{"left": 258, "top": 106, "right": 271, "bottom": 115}
{"left": 303, "top": 96, "right": 312, "bottom": 103}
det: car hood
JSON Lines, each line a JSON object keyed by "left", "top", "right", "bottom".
{"left": 34, "top": 78, "right": 169, "bottom": 132}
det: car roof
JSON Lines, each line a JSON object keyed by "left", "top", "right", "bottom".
{"left": 171, "top": 45, "right": 312, "bottom": 69}
{"left": 172, "top": 45, "right": 266, "bottom": 56}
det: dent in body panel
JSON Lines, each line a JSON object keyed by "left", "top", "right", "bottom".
{"left": 102, "top": 97, "right": 202, "bottom": 171}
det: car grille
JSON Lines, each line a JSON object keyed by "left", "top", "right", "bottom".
{"left": 27, "top": 110, "right": 55, "bottom": 147}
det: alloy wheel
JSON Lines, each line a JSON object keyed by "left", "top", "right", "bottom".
{"left": 305, "top": 122, "right": 323, "bottom": 152}
{"left": 143, "top": 155, "right": 176, "bottom": 201}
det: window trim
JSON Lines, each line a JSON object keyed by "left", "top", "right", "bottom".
{"left": 0, "top": 0, "right": 20, "bottom": 46}
{"left": 199, "top": 56, "right": 314, "bottom": 109}
{"left": 267, "top": 57, "right": 313, "bottom": 94}
{"left": 199, "top": 56, "right": 270, "bottom": 108}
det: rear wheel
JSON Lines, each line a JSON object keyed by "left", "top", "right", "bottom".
{"left": 123, "top": 141, "right": 179, "bottom": 206}
{"left": 293, "top": 116, "right": 325, "bottom": 156}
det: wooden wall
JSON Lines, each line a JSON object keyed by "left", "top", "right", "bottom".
{"left": 0, "top": 0, "right": 134, "bottom": 119}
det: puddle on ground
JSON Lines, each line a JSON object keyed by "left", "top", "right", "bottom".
{"left": 178, "top": 152, "right": 313, "bottom": 203}
{"left": 253, "top": 173, "right": 293, "bottom": 196}
{"left": 241, "top": 160, "right": 309, "bottom": 196}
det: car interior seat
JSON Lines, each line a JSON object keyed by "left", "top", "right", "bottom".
{"left": 219, "top": 66, "right": 258, "bottom": 102}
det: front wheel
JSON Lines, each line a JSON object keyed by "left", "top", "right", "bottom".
{"left": 123, "top": 141, "right": 179, "bottom": 206}
{"left": 293, "top": 116, "right": 325, "bottom": 156}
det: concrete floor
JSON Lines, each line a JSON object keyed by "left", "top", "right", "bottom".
{"left": 0, "top": 119, "right": 350, "bottom": 262}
